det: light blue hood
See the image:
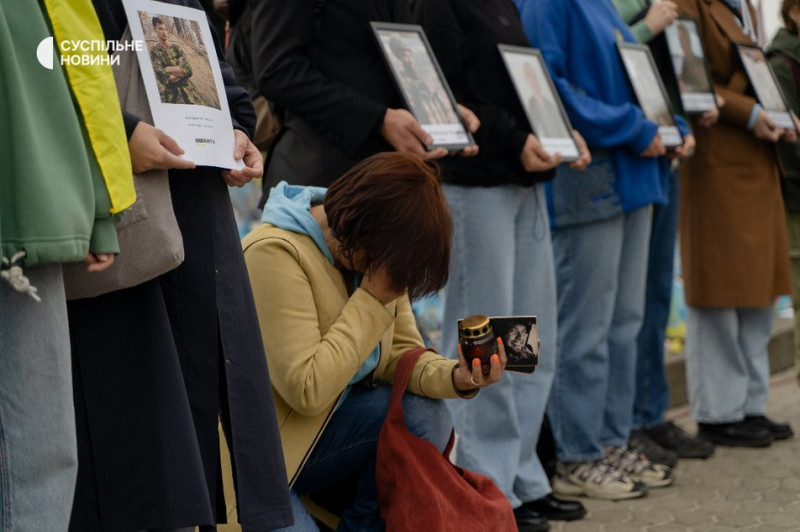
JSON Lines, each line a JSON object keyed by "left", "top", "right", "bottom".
{"left": 261, "top": 181, "right": 333, "bottom": 264}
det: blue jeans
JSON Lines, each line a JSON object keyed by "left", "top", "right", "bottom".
{"left": 440, "top": 183, "right": 557, "bottom": 507}
{"left": 686, "top": 306, "right": 772, "bottom": 423}
{"left": 548, "top": 208, "right": 652, "bottom": 462}
{"left": 633, "top": 170, "right": 679, "bottom": 429}
{"left": 281, "top": 386, "right": 452, "bottom": 532}
{"left": 0, "top": 264, "right": 78, "bottom": 530}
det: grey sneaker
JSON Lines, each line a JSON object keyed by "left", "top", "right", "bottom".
{"left": 604, "top": 445, "right": 673, "bottom": 488}
{"left": 553, "top": 460, "right": 647, "bottom": 500}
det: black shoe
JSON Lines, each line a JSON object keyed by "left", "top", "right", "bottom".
{"left": 744, "top": 415, "right": 794, "bottom": 440}
{"left": 521, "top": 493, "right": 587, "bottom": 522}
{"left": 697, "top": 420, "right": 772, "bottom": 447}
{"left": 643, "top": 421, "right": 715, "bottom": 459}
{"left": 514, "top": 505, "right": 551, "bottom": 532}
{"left": 629, "top": 429, "right": 678, "bottom": 468}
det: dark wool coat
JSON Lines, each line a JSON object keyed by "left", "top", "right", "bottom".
{"left": 67, "top": 1, "right": 292, "bottom": 530}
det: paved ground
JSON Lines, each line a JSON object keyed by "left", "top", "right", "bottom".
{"left": 551, "top": 369, "right": 800, "bottom": 531}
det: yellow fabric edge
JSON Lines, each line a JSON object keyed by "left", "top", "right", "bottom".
{"left": 42, "top": 0, "right": 135, "bottom": 214}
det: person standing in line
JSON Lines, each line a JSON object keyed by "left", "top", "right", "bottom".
{"left": 65, "top": 1, "right": 294, "bottom": 531}
{"left": 516, "top": 0, "right": 694, "bottom": 501}
{"left": 768, "top": 0, "right": 800, "bottom": 388}
{"left": 675, "top": 0, "right": 795, "bottom": 447}
{"left": 0, "top": 0, "right": 135, "bottom": 529}
{"left": 416, "top": 0, "right": 591, "bottom": 528}
{"left": 251, "top": 0, "right": 479, "bottom": 200}
{"left": 612, "top": 0, "right": 717, "bottom": 464}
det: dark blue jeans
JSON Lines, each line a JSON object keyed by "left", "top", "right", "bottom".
{"left": 290, "top": 385, "right": 452, "bottom": 532}
{"left": 633, "top": 169, "right": 679, "bottom": 429}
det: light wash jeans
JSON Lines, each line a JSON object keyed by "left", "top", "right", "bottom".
{"left": 440, "top": 183, "right": 557, "bottom": 507}
{"left": 277, "top": 385, "right": 452, "bottom": 531}
{"left": 634, "top": 170, "right": 679, "bottom": 429}
{"left": 0, "top": 264, "right": 77, "bottom": 531}
{"left": 685, "top": 306, "right": 772, "bottom": 423}
{"left": 547, "top": 207, "right": 652, "bottom": 462}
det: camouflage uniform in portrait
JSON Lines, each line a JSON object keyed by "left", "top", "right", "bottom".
{"left": 151, "top": 42, "right": 206, "bottom": 105}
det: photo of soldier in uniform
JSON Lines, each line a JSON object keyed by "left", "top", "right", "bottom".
{"left": 139, "top": 12, "right": 220, "bottom": 109}
{"left": 739, "top": 45, "right": 788, "bottom": 112}
{"left": 377, "top": 30, "right": 459, "bottom": 126}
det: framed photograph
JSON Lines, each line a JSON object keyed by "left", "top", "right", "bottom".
{"left": 122, "top": 0, "right": 242, "bottom": 168}
{"left": 489, "top": 316, "right": 539, "bottom": 374}
{"left": 371, "top": 22, "right": 475, "bottom": 151}
{"left": 617, "top": 43, "right": 683, "bottom": 147}
{"left": 736, "top": 43, "right": 797, "bottom": 130}
{"left": 498, "top": 45, "right": 580, "bottom": 161}
{"left": 664, "top": 18, "right": 717, "bottom": 113}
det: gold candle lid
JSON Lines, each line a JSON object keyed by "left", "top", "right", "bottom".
{"left": 458, "top": 315, "right": 492, "bottom": 338}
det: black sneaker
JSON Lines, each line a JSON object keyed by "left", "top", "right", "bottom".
{"left": 629, "top": 429, "right": 678, "bottom": 468}
{"left": 744, "top": 415, "right": 794, "bottom": 440}
{"left": 697, "top": 420, "right": 772, "bottom": 448}
{"left": 521, "top": 493, "right": 587, "bottom": 522}
{"left": 643, "top": 421, "right": 715, "bottom": 459}
{"left": 513, "top": 505, "right": 551, "bottom": 532}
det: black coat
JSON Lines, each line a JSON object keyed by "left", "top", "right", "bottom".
{"left": 68, "top": 2, "right": 292, "bottom": 530}
{"left": 414, "top": 0, "right": 554, "bottom": 186}
{"left": 252, "top": 0, "right": 414, "bottom": 191}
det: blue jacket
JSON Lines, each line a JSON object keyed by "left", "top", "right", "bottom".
{"left": 516, "top": 0, "right": 670, "bottom": 227}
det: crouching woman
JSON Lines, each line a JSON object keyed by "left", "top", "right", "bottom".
{"left": 243, "top": 152, "right": 505, "bottom": 530}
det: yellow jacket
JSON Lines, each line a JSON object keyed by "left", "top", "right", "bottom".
{"left": 241, "top": 223, "right": 464, "bottom": 486}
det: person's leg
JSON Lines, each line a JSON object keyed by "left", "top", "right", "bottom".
{"left": 440, "top": 184, "right": 537, "bottom": 507}
{"left": 686, "top": 307, "right": 747, "bottom": 423}
{"left": 510, "top": 184, "right": 557, "bottom": 505}
{"left": 547, "top": 215, "right": 624, "bottom": 462}
{"left": 293, "top": 386, "right": 451, "bottom": 532}
{"left": 601, "top": 206, "right": 652, "bottom": 447}
{"left": 738, "top": 307, "right": 774, "bottom": 417}
{"left": 634, "top": 172, "right": 677, "bottom": 430}
{"left": 0, "top": 264, "right": 78, "bottom": 531}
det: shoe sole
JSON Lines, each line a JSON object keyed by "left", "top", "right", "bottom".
{"left": 698, "top": 432, "right": 772, "bottom": 448}
{"left": 637, "top": 476, "right": 674, "bottom": 488}
{"left": 553, "top": 478, "right": 648, "bottom": 501}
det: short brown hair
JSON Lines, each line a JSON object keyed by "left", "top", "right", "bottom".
{"left": 324, "top": 152, "right": 452, "bottom": 300}
{"left": 782, "top": 0, "right": 800, "bottom": 34}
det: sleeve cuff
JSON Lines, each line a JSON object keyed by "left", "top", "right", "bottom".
{"left": 748, "top": 104, "right": 762, "bottom": 130}
{"left": 631, "top": 21, "right": 654, "bottom": 43}
{"left": 122, "top": 111, "right": 141, "bottom": 140}
{"left": 88, "top": 215, "right": 121, "bottom": 254}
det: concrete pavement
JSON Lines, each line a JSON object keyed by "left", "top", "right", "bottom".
{"left": 551, "top": 368, "right": 800, "bottom": 531}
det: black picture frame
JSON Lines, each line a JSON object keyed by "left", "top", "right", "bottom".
{"left": 489, "top": 316, "right": 539, "bottom": 374}
{"left": 497, "top": 45, "right": 580, "bottom": 162}
{"left": 617, "top": 42, "right": 683, "bottom": 147}
{"left": 664, "top": 18, "right": 717, "bottom": 114}
{"left": 371, "top": 22, "right": 475, "bottom": 151}
{"left": 736, "top": 43, "right": 797, "bottom": 131}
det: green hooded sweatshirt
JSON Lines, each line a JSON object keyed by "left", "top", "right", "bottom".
{"left": 768, "top": 28, "right": 800, "bottom": 212}
{"left": 0, "top": 0, "right": 129, "bottom": 269}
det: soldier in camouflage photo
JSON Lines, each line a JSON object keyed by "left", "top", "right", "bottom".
{"left": 149, "top": 15, "right": 212, "bottom": 107}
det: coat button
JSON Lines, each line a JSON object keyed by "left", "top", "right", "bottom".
{"left": 215, "top": 268, "right": 221, "bottom": 276}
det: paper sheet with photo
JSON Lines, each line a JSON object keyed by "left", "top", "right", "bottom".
{"left": 489, "top": 316, "right": 539, "bottom": 374}
{"left": 122, "top": 0, "right": 243, "bottom": 169}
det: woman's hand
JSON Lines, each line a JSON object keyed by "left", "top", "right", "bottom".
{"left": 456, "top": 103, "right": 480, "bottom": 157}
{"left": 643, "top": 0, "right": 678, "bottom": 36}
{"left": 453, "top": 337, "right": 507, "bottom": 392}
{"left": 381, "top": 108, "right": 448, "bottom": 160}
{"left": 360, "top": 265, "right": 403, "bottom": 305}
{"left": 640, "top": 133, "right": 667, "bottom": 157}
{"left": 83, "top": 252, "right": 115, "bottom": 273}
{"left": 128, "top": 122, "right": 196, "bottom": 173}
{"left": 568, "top": 130, "right": 592, "bottom": 170}
{"left": 222, "top": 129, "right": 263, "bottom": 187}
{"left": 520, "top": 133, "right": 562, "bottom": 172}
{"left": 698, "top": 94, "right": 724, "bottom": 128}
{"left": 670, "top": 133, "right": 696, "bottom": 159}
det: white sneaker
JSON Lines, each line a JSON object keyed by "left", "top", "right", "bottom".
{"left": 553, "top": 460, "right": 648, "bottom": 500}
{"left": 604, "top": 445, "right": 674, "bottom": 488}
